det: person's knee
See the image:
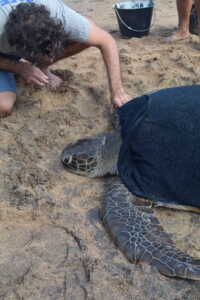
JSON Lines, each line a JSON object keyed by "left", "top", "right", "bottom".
{"left": 0, "top": 92, "right": 16, "bottom": 116}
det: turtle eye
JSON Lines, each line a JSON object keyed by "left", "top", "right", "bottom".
{"left": 63, "top": 155, "right": 72, "bottom": 165}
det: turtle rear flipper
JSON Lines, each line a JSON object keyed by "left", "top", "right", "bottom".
{"left": 102, "top": 180, "right": 200, "bottom": 280}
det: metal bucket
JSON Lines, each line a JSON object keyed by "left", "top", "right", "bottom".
{"left": 113, "top": 0, "right": 154, "bottom": 38}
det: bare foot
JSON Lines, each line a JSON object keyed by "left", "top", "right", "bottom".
{"left": 42, "top": 68, "right": 63, "bottom": 90}
{"left": 165, "top": 30, "right": 189, "bottom": 42}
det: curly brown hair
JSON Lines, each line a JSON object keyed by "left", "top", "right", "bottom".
{"left": 5, "top": 3, "right": 67, "bottom": 64}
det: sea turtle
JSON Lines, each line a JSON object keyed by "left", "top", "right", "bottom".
{"left": 61, "top": 85, "right": 200, "bottom": 280}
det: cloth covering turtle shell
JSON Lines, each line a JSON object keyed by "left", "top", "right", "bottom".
{"left": 118, "top": 85, "right": 200, "bottom": 208}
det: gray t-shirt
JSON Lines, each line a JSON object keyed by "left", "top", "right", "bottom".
{"left": 0, "top": 0, "right": 91, "bottom": 54}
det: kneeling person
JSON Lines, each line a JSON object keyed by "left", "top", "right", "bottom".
{"left": 0, "top": 0, "right": 130, "bottom": 116}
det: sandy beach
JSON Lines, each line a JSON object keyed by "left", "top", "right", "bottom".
{"left": 0, "top": 1, "right": 200, "bottom": 299}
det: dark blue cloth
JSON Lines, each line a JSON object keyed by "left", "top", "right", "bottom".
{"left": 117, "top": 85, "right": 200, "bottom": 207}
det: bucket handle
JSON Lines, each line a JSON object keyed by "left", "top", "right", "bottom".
{"left": 114, "top": 5, "right": 153, "bottom": 33}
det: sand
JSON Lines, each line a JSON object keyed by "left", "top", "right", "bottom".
{"left": 0, "top": 1, "right": 200, "bottom": 299}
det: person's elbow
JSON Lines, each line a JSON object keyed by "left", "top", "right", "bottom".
{"left": 86, "top": 24, "right": 117, "bottom": 49}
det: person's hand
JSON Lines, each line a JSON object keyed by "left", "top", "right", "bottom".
{"left": 111, "top": 90, "right": 132, "bottom": 108}
{"left": 17, "top": 62, "right": 49, "bottom": 86}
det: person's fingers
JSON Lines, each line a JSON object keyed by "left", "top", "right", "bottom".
{"left": 30, "top": 77, "right": 46, "bottom": 86}
{"left": 35, "top": 71, "right": 49, "bottom": 84}
{"left": 113, "top": 102, "right": 121, "bottom": 108}
{"left": 113, "top": 98, "right": 129, "bottom": 107}
{"left": 40, "top": 73, "right": 49, "bottom": 83}
{"left": 32, "top": 67, "right": 49, "bottom": 83}
{"left": 122, "top": 96, "right": 131, "bottom": 105}
{"left": 40, "top": 77, "right": 49, "bottom": 84}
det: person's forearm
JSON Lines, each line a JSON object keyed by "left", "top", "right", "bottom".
{"left": 0, "top": 56, "right": 49, "bottom": 87}
{"left": 0, "top": 55, "right": 23, "bottom": 74}
{"left": 39, "top": 41, "right": 90, "bottom": 68}
{"left": 62, "top": 41, "right": 89, "bottom": 58}
{"left": 86, "top": 22, "right": 130, "bottom": 106}
{"left": 98, "top": 35, "right": 123, "bottom": 97}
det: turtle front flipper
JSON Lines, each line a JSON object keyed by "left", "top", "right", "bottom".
{"left": 102, "top": 179, "right": 200, "bottom": 280}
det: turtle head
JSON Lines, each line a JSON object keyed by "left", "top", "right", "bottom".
{"left": 61, "top": 133, "right": 121, "bottom": 178}
{"left": 61, "top": 136, "right": 107, "bottom": 177}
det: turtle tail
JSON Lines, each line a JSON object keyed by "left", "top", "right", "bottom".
{"left": 102, "top": 179, "right": 200, "bottom": 280}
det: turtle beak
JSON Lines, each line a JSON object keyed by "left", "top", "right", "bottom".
{"left": 62, "top": 154, "right": 72, "bottom": 166}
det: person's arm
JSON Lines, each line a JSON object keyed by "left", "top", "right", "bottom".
{"left": 44, "top": 40, "right": 90, "bottom": 63}
{"left": 85, "top": 22, "right": 130, "bottom": 107}
{"left": 0, "top": 54, "right": 49, "bottom": 86}
{"left": 58, "top": 1, "right": 130, "bottom": 106}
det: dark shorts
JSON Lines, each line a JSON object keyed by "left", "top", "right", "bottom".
{"left": 0, "top": 52, "right": 21, "bottom": 93}
{"left": 0, "top": 70, "right": 16, "bottom": 93}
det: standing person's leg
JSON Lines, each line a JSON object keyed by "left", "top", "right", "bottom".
{"left": 0, "top": 71, "right": 17, "bottom": 117}
{"left": 194, "top": 0, "right": 200, "bottom": 33}
{"left": 168, "top": 0, "right": 193, "bottom": 41}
